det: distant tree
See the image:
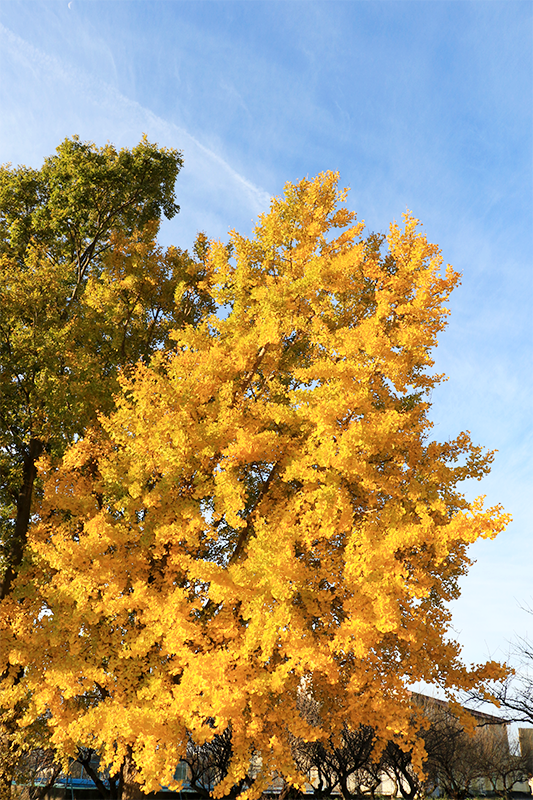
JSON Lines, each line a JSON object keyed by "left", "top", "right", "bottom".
{"left": 419, "top": 701, "right": 501, "bottom": 800}
{"left": 518, "top": 727, "right": 533, "bottom": 777}
{"left": 292, "top": 725, "right": 378, "bottom": 800}
{"left": 183, "top": 727, "right": 256, "bottom": 799}
{"left": 379, "top": 696, "right": 515, "bottom": 800}
{"left": 477, "top": 733, "right": 528, "bottom": 798}
{"left": 13, "top": 748, "right": 62, "bottom": 800}
{"left": 490, "top": 632, "right": 533, "bottom": 728}
{"left": 381, "top": 740, "right": 422, "bottom": 800}
{"left": 467, "top": 622, "right": 533, "bottom": 794}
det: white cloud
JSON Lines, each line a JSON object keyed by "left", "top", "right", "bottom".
{"left": 0, "top": 22, "right": 271, "bottom": 249}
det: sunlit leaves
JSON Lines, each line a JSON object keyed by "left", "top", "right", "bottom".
{"left": 6, "top": 171, "right": 509, "bottom": 797}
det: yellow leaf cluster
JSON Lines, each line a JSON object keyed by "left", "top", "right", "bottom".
{"left": 4, "top": 172, "right": 509, "bottom": 795}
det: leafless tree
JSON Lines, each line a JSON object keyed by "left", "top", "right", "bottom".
{"left": 291, "top": 724, "right": 379, "bottom": 800}
{"left": 423, "top": 713, "right": 484, "bottom": 800}
{"left": 182, "top": 727, "right": 255, "bottom": 799}
{"left": 379, "top": 714, "right": 479, "bottom": 800}
{"left": 476, "top": 733, "right": 529, "bottom": 798}
{"left": 12, "top": 749, "right": 62, "bottom": 800}
{"left": 487, "top": 634, "right": 533, "bottom": 729}
{"left": 380, "top": 740, "right": 423, "bottom": 800}
{"left": 464, "top": 623, "right": 533, "bottom": 793}
{"left": 380, "top": 696, "right": 511, "bottom": 800}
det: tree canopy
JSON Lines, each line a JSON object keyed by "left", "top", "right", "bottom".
{"left": 0, "top": 135, "right": 215, "bottom": 799}
{"left": 1, "top": 168, "right": 509, "bottom": 799}
{"left": 0, "top": 134, "right": 216, "bottom": 599}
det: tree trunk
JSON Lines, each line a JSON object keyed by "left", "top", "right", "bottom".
{"left": 0, "top": 440, "right": 43, "bottom": 800}
{"left": 76, "top": 753, "right": 112, "bottom": 800}
{"left": 121, "top": 748, "right": 143, "bottom": 800}
{"left": 29, "top": 764, "right": 62, "bottom": 800}
{"left": 0, "top": 437, "right": 43, "bottom": 600}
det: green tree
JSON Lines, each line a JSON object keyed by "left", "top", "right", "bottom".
{"left": 0, "top": 135, "right": 213, "bottom": 800}
{"left": 0, "top": 134, "right": 184, "bottom": 598}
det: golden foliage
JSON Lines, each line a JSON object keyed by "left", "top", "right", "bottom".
{"left": 3, "top": 172, "right": 509, "bottom": 796}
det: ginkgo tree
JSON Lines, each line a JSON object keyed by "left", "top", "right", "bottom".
{"left": 5, "top": 172, "right": 508, "bottom": 799}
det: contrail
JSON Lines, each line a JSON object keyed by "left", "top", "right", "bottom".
{"left": 0, "top": 22, "right": 271, "bottom": 215}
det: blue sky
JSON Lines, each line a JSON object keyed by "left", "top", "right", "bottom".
{"left": 0, "top": 0, "right": 531, "bottom": 675}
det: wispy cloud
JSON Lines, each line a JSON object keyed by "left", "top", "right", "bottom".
{"left": 0, "top": 22, "right": 271, "bottom": 246}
